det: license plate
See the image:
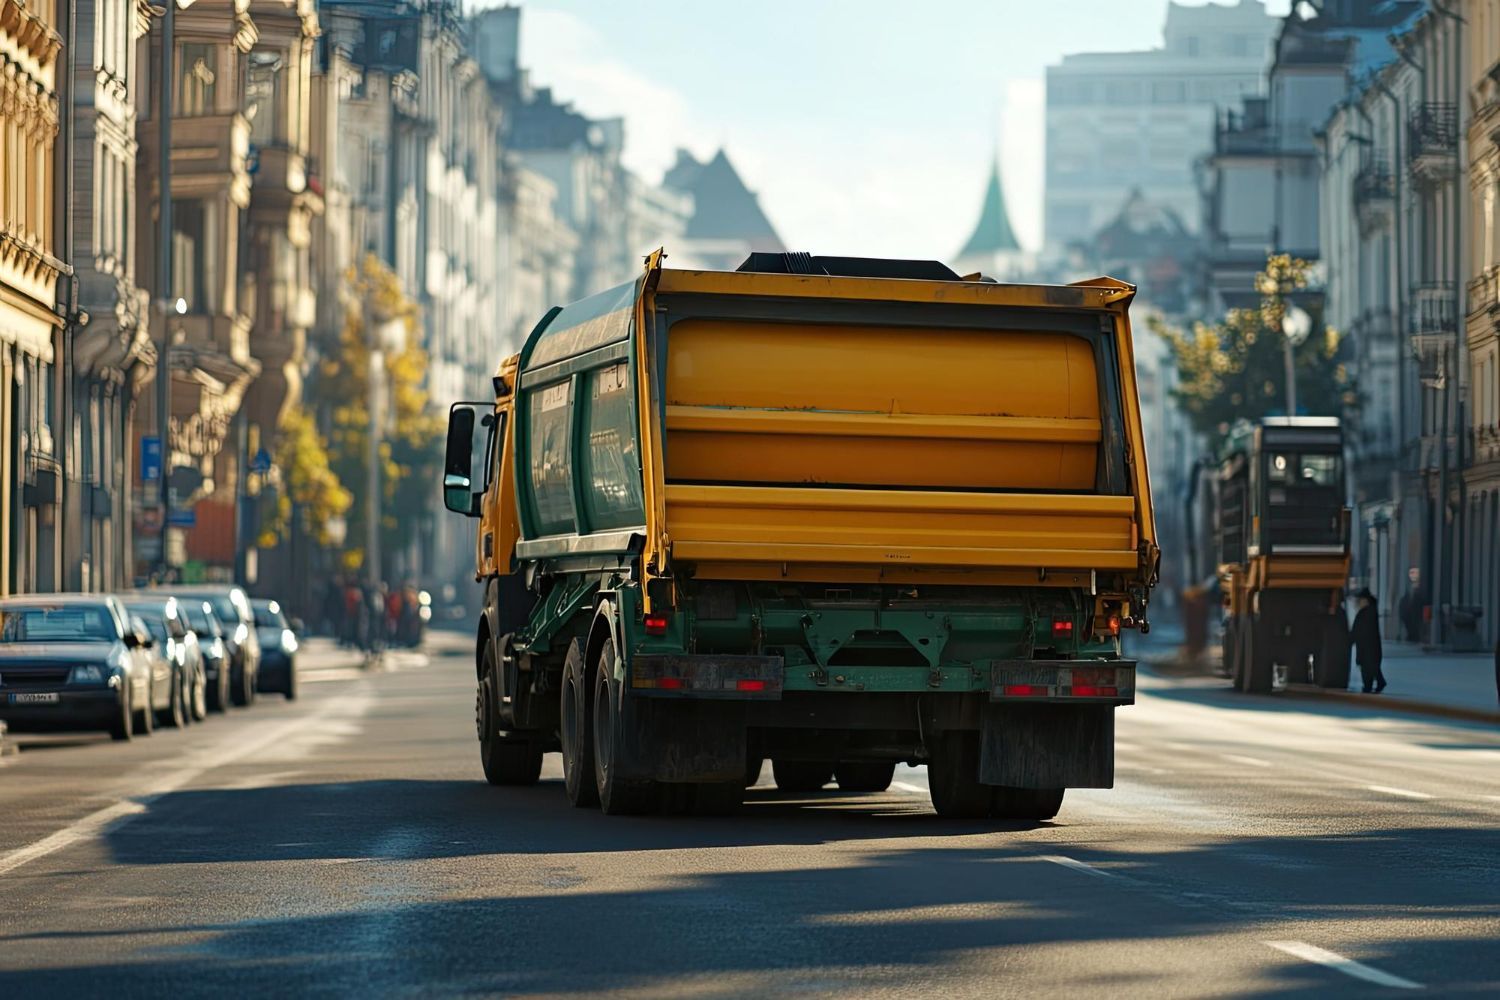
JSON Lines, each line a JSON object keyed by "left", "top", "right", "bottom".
{"left": 8, "top": 692, "right": 60, "bottom": 705}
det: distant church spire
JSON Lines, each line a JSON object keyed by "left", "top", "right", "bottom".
{"left": 958, "top": 158, "right": 1020, "bottom": 258}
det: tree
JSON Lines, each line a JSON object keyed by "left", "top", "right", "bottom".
{"left": 257, "top": 403, "right": 353, "bottom": 549}
{"left": 319, "top": 254, "right": 445, "bottom": 576}
{"left": 1154, "top": 254, "right": 1356, "bottom": 448}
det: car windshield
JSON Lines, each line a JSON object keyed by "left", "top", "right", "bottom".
{"left": 137, "top": 616, "right": 169, "bottom": 645}
{"left": 253, "top": 602, "right": 288, "bottom": 628}
{"left": 0, "top": 605, "right": 119, "bottom": 643}
{"left": 183, "top": 602, "right": 219, "bottom": 635}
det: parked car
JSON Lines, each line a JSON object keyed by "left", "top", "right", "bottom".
{"left": 181, "top": 599, "right": 231, "bottom": 712}
{"left": 118, "top": 595, "right": 206, "bottom": 725}
{"left": 250, "top": 599, "right": 298, "bottom": 700}
{"left": 0, "top": 594, "right": 164, "bottom": 740}
{"left": 157, "top": 586, "right": 259, "bottom": 707}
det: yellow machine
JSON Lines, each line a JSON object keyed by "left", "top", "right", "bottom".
{"left": 443, "top": 250, "right": 1158, "bottom": 820}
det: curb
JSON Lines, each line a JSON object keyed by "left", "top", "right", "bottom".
{"left": 1283, "top": 684, "right": 1500, "bottom": 726}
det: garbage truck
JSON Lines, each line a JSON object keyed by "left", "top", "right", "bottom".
{"left": 1215, "top": 417, "right": 1351, "bottom": 693}
{"left": 441, "top": 250, "right": 1159, "bottom": 820}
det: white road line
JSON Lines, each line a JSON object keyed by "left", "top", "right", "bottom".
{"left": 1366, "top": 784, "right": 1434, "bottom": 800}
{"left": 1221, "top": 753, "right": 1272, "bottom": 768}
{"left": 891, "top": 781, "right": 927, "bottom": 795}
{"left": 1264, "top": 940, "right": 1422, "bottom": 990}
{"left": 1040, "top": 855, "right": 1115, "bottom": 879}
{"left": 0, "top": 693, "right": 369, "bottom": 878}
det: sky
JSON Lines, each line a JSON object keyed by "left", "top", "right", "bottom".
{"left": 495, "top": 0, "right": 1293, "bottom": 260}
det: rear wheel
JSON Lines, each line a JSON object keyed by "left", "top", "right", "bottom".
{"left": 836, "top": 762, "right": 896, "bottom": 793}
{"left": 1240, "top": 617, "right": 1274, "bottom": 694}
{"left": 560, "top": 641, "right": 598, "bottom": 808}
{"left": 772, "top": 759, "right": 833, "bottom": 793}
{"left": 477, "top": 642, "right": 542, "bottom": 786}
{"left": 992, "top": 786, "right": 1065, "bottom": 821}
{"left": 1223, "top": 618, "right": 1241, "bottom": 686}
{"left": 927, "top": 732, "right": 992, "bottom": 818}
{"left": 208, "top": 664, "right": 229, "bottom": 713}
{"left": 109, "top": 687, "right": 134, "bottom": 742}
{"left": 593, "top": 640, "right": 656, "bottom": 815}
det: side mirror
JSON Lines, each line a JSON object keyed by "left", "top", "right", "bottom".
{"left": 444, "top": 402, "right": 491, "bottom": 516}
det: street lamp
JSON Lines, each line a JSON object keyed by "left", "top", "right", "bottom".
{"left": 1281, "top": 303, "right": 1313, "bottom": 417}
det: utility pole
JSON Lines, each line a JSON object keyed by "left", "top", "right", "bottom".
{"left": 365, "top": 296, "right": 383, "bottom": 595}
{"left": 155, "top": 1, "right": 175, "bottom": 579}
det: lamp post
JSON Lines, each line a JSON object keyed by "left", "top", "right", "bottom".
{"left": 154, "top": 1, "right": 175, "bottom": 580}
{"left": 1281, "top": 304, "right": 1313, "bottom": 418}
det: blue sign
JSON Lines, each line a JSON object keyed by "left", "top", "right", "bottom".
{"left": 141, "top": 437, "right": 162, "bottom": 483}
{"left": 250, "top": 448, "right": 274, "bottom": 475}
{"left": 167, "top": 508, "right": 197, "bottom": 528}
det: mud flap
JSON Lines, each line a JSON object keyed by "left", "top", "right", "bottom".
{"left": 614, "top": 691, "right": 749, "bottom": 783}
{"left": 979, "top": 703, "right": 1115, "bottom": 789}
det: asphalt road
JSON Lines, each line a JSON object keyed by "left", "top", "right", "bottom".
{"left": 1, "top": 631, "right": 1497, "bottom": 998}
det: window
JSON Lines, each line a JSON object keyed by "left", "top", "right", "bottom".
{"left": 171, "top": 200, "right": 208, "bottom": 311}
{"left": 178, "top": 43, "right": 217, "bottom": 115}
{"left": 245, "top": 51, "right": 283, "bottom": 146}
{"left": 582, "top": 363, "right": 644, "bottom": 531}
{"left": 528, "top": 380, "right": 574, "bottom": 535}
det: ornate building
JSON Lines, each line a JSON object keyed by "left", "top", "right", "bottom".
{"left": 2, "top": 0, "right": 67, "bottom": 593}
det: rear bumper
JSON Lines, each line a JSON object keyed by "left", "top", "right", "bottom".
{"left": 989, "top": 659, "right": 1136, "bottom": 705}
{"left": 0, "top": 689, "right": 123, "bottom": 730}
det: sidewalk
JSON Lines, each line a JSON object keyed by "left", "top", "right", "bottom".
{"left": 1288, "top": 639, "right": 1500, "bottom": 724}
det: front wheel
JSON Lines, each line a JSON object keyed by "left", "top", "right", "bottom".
{"left": 190, "top": 666, "right": 208, "bottom": 721}
{"left": 1240, "top": 617, "right": 1274, "bottom": 694}
{"left": 109, "top": 687, "right": 134, "bottom": 742}
{"left": 159, "top": 667, "right": 187, "bottom": 729}
{"left": 560, "top": 641, "right": 598, "bottom": 808}
{"left": 836, "top": 762, "right": 896, "bottom": 793}
{"left": 593, "top": 639, "right": 657, "bottom": 815}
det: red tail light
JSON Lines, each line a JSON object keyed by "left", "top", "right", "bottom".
{"left": 735, "top": 679, "right": 767, "bottom": 692}
{"left": 655, "top": 677, "right": 685, "bottom": 690}
{"left": 1071, "top": 685, "right": 1119, "bottom": 698}
{"left": 1002, "top": 683, "right": 1049, "bottom": 697}
{"left": 1051, "top": 618, "right": 1074, "bottom": 638}
{"left": 1105, "top": 614, "right": 1122, "bottom": 636}
{"left": 644, "top": 612, "right": 669, "bottom": 636}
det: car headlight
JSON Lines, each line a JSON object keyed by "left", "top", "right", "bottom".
{"left": 281, "top": 629, "right": 298, "bottom": 653}
{"left": 233, "top": 622, "right": 248, "bottom": 645}
{"left": 209, "top": 637, "right": 226, "bottom": 659}
{"left": 69, "top": 664, "right": 107, "bottom": 685}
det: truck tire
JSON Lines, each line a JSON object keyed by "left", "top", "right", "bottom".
{"left": 772, "top": 759, "right": 833, "bottom": 793}
{"left": 1314, "top": 613, "right": 1352, "bottom": 690}
{"left": 927, "top": 732, "right": 993, "bottom": 818}
{"left": 1241, "top": 617, "right": 1274, "bottom": 694}
{"left": 560, "top": 640, "right": 599, "bottom": 808}
{"left": 593, "top": 640, "right": 656, "bottom": 815}
{"left": 992, "top": 786, "right": 1065, "bottom": 821}
{"left": 836, "top": 762, "right": 896, "bottom": 793}
{"left": 478, "top": 643, "right": 543, "bottom": 785}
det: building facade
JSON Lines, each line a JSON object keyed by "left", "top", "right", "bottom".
{"left": 2, "top": 0, "right": 67, "bottom": 594}
{"left": 1045, "top": 0, "right": 1276, "bottom": 255}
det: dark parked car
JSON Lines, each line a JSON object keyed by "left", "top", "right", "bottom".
{"left": 0, "top": 595, "right": 164, "bottom": 740}
{"left": 251, "top": 599, "right": 298, "bottom": 700}
{"left": 158, "top": 586, "right": 259, "bottom": 707}
{"left": 118, "top": 595, "right": 206, "bottom": 726}
{"left": 181, "top": 599, "right": 231, "bottom": 712}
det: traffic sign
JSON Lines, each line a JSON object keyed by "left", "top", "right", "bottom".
{"left": 141, "top": 437, "right": 162, "bottom": 482}
{"left": 167, "top": 508, "right": 197, "bottom": 528}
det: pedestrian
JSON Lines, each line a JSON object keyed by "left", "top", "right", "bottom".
{"left": 1398, "top": 568, "right": 1425, "bottom": 643}
{"left": 1351, "top": 587, "right": 1386, "bottom": 694}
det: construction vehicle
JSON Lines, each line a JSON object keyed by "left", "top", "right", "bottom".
{"left": 1216, "top": 417, "right": 1351, "bottom": 693}
{"left": 441, "top": 250, "right": 1159, "bottom": 820}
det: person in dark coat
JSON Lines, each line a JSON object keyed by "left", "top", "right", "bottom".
{"left": 1351, "top": 587, "right": 1386, "bottom": 694}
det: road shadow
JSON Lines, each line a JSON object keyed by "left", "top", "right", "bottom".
{"left": 2, "top": 820, "right": 1497, "bottom": 997}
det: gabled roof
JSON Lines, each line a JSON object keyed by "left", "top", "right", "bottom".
{"left": 958, "top": 159, "right": 1020, "bottom": 258}
{"left": 663, "top": 149, "right": 783, "bottom": 251}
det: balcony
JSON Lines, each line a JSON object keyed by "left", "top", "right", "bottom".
{"left": 1407, "top": 103, "right": 1457, "bottom": 185}
{"left": 1410, "top": 283, "right": 1458, "bottom": 384}
{"left": 1354, "top": 165, "right": 1394, "bottom": 204}
{"left": 1469, "top": 266, "right": 1499, "bottom": 327}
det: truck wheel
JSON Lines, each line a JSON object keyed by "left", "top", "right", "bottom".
{"left": 927, "top": 732, "right": 993, "bottom": 818}
{"left": 992, "top": 786, "right": 1065, "bottom": 821}
{"left": 592, "top": 640, "right": 656, "bottom": 815}
{"left": 1314, "top": 614, "right": 1352, "bottom": 690}
{"left": 772, "top": 759, "right": 833, "bottom": 793}
{"left": 744, "top": 756, "right": 765, "bottom": 788}
{"left": 560, "top": 640, "right": 599, "bottom": 808}
{"left": 478, "top": 643, "right": 542, "bottom": 786}
{"left": 836, "top": 762, "right": 896, "bottom": 793}
{"left": 1242, "top": 617, "right": 1274, "bottom": 694}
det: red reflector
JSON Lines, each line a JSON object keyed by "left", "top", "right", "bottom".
{"left": 656, "top": 677, "right": 685, "bottom": 690}
{"left": 1070, "top": 685, "right": 1118, "bottom": 698}
{"left": 1002, "top": 684, "right": 1049, "bottom": 697}
{"left": 735, "top": 678, "right": 767, "bottom": 692}
{"left": 1106, "top": 615, "right": 1122, "bottom": 636}
{"left": 1052, "top": 618, "right": 1074, "bottom": 637}
{"left": 644, "top": 613, "right": 669, "bottom": 636}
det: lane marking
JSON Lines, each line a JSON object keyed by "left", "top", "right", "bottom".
{"left": 1264, "top": 940, "right": 1422, "bottom": 990}
{"left": 1040, "top": 854, "right": 1115, "bottom": 879}
{"left": 1366, "top": 785, "right": 1433, "bottom": 801}
{"left": 891, "top": 781, "right": 927, "bottom": 795}
{"left": 1221, "top": 753, "right": 1272, "bottom": 768}
{"left": 0, "top": 692, "right": 370, "bottom": 878}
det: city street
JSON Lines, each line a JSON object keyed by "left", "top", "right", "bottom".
{"left": 1, "top": 632, "right": 1496, "bottom": 997}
